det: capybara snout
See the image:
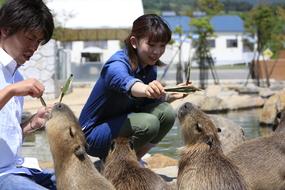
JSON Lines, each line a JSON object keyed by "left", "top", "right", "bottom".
{"left": 177, "top": 102, "right": 193, "bottom": 121}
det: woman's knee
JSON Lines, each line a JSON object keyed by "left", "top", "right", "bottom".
{"left": 140, "top": 114, "right": 160, "bottom": 136}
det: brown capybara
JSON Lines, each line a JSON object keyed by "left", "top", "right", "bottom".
{"left": 45, "top": 103, "right": 115, "bottom": 190}
{"left": 104, "top": 137, "right": 173, "bottom": 190}
{"left": 226, "top": 105, "right": 285, "bottom": 190}
{"left": 176, "top": 102, "right": 249, "bottom": 190}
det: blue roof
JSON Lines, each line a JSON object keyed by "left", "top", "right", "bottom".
{"left": 161, "top": 15, "right": 245, "bottom": 33}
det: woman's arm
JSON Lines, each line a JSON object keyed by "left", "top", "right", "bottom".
{"left": 131, "top": 80, "right": 165, "bottom": 99}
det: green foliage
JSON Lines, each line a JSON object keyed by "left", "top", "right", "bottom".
{"left": 196, "top": 0, "right": 224, "bottom": 15}
{"left": 142, "top": 0, "right": 285, "bottom": 15}
{"left": 188, "top": 0, "right": 223, "bottom": 41}
{"left": 222, "top": 1, "right": 253, "bottom": 12}
{"left": 244, "top": 4, "right": 275, "bottom": 53}
{"left": 142, "top": 0, "right": 195, "bottom": 15}
{"left": 0, "top": 0, "right": 6, "bottom": 7}
{"left": 189, "top": 17, "right": 215, "bottom": 39}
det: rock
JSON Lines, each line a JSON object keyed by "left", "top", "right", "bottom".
{"left": 171, "top": 90, "right": 204, "bottom": 110}
{"left": 238, "top": 85, "right": 263, "bottom": 94}
{"left": 270, "top": 84, "right": 285, "bottom": 92}
{"left": 209, "top": 114, "right": 245, "bottom": 154}
{"left": 259, "top": 88, "right": 275, "bottom": 98}
{"left": 151, "top": 166, "right": 178, "bottom": 189}
{"left": 260, "top": 89, "right": 285, "bottom": 126}
{"left": 224, "top": 95, "right": 264, "bottom": 110}
{"left": 143, "top": 154, "right": 178, "bottom": 169}
{"left": 201, "top": 96, "right": 228, "bottom": 112}
{"left": 204, "top": 85, "right": 229, "bottom": 97}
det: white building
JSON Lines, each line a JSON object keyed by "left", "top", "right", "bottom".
{"left": 160, "top": 14, "right": 254, "bottom": 66}
{"left": 47, "top": 0, "right": 144, "bottom": 64}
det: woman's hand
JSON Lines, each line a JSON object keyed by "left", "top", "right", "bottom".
{"left": 131, "top": 80, "right": 165, "bottom": 99}
{"left": 145, "top": 80, "right": 165, "bottom": 99}
{"left": 163, "top": 81, "right": 192, "bottom": 103}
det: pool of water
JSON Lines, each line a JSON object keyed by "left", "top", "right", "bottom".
{"left": 148, "top": 108, "right": 273, "bottom": 159}
{"left": 19, "top": 108, "right": 273, "bottom": 161}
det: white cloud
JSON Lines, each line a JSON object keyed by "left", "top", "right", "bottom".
{"left": 47, "top": 0, "right": 144, "bottom": 29}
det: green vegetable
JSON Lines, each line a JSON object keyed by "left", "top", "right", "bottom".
{"left": 164, "top": 85, "right": 202, "bottom": 94}
{"left": 59, "top": 73, "right": 74, "bottom": 103}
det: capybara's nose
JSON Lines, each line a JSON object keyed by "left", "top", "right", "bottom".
{"left": 183, "top": 102, "right": 193, "bottom": 111}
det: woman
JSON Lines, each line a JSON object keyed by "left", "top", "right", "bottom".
{"left": 79, "top": 14, "right": 190, "bottom": 162}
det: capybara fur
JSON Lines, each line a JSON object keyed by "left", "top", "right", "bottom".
{"left": 45, "top": 103, "right": 115, "bottom": 190}
{"left": 176, "top": 102, "right": 249, "bottom": 190}
{"left": 104, "top": 137, "right": 173, "bottom": 190}
{"left": 226, "top": 105, "right": 285, "bottom": 190}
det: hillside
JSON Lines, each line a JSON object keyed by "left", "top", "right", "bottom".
{"left": 142, "top": 0, "right": 285, "bottom": 14}
{"left": 220, "top": 0, "right": 285, "bottom": 5}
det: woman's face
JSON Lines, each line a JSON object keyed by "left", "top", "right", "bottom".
{"left": 131, "top": 36, "right": 166, "bottom": 68}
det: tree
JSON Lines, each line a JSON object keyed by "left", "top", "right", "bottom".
{"left": 244, "top": 3, "right": 275, "bottom": 87}
{"left": 186, "top": 0, "right": 223, "bottom": 88}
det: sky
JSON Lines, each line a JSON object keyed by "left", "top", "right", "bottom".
{"left": 46, "top": 0, "right": 144, "bottom": 29}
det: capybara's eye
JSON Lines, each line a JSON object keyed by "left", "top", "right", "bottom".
{"left": 277, "top": 111, "right": 281, "bottom": 119}
{"left": 56, "top": 103, "right": 63, "bottom": 110}
{"left": 184, "top": 102, "right": 189, "bottom": 109}
{"left": 195, "top": 123, "right": 202, "bottom": 132}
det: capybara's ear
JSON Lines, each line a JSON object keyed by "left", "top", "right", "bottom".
{"left": 129, "top": 140, "right": 134, "bottom": 150}
{"left": 74, "top": 144, "right": 85, "bottom": 159}
{"left": 217, "top": 128, "right": 222, "bottom": 133}
{"left": 277, "top": 111, "right": 281, "bottom": 119}
{"left": 110, "top": 140, "right": 116, "bottom": 151}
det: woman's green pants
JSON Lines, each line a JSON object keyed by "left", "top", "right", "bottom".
{"left": 118, "top": 102, "right": 176, "bottom": 151}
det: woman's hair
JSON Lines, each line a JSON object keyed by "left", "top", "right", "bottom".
{"left": 0, "top": 0, "right": 54, "bottom": 45}
{"left": 124, "top": 14, "right": 172, "bottom": 70}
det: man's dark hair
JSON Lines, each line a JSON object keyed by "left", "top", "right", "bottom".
{"left": 0, "top": 0, "right": 54, "bottom": 45}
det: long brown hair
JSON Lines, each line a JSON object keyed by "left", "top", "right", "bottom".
{"left": 124, "top": 14, "right": 172, "bottom": 71}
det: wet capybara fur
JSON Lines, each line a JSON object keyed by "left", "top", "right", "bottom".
{"left": 104, "top": 137, "right": 173, "bottom": 190}
{"left": 226, "top": 105, "right": 285, "bottom": 190}
{"left": 176, "top": 102, "right": 249, "bottom": 190}
{"left": 45, "top": 103, "right": 115, "bottom": 190}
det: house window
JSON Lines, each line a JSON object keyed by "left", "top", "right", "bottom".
{"left": 207, "top": 39, "right": 215, "bottom": 48}
{"left": 81, "top": 53, "right": 101, "bottom": 62}
{"left": 227, "top": 39, "right": 238, "bottom": 48}
{"left": 84, "top": 41, "right": 107, "bottom": 49}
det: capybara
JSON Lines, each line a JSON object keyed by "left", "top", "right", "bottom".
{"left": 176, "top": 102, "right": 249, "bottom": 190}
{"left": 104, "top": 137, "right": 173, "bottom": 190}
{"left": 226, "top": 105, "right": 285, "bottom": 190}
{"left": 45, "top": 103, "right": 115, "bottom": 190}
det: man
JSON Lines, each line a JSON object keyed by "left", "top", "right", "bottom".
{"left": 0, "top": 0, "right": 56, "bottom": 189}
